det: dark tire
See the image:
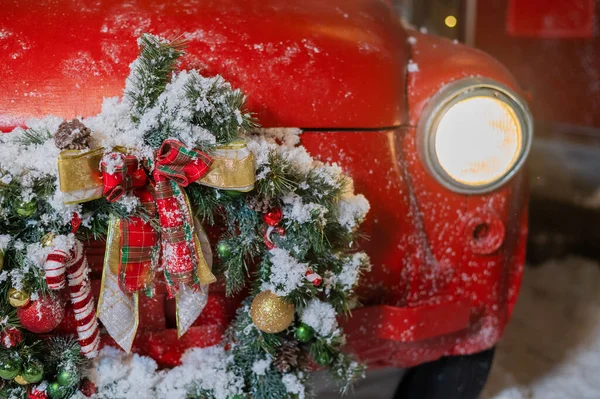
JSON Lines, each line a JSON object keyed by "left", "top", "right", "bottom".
{"left": 393, "top": 347, "right": 495, "bottom": 399}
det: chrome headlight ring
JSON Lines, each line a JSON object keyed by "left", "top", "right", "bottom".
{"left": 417, "top": 78, "right": 533, "bottom": 194}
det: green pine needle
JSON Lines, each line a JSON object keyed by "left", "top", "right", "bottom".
{"left": 126, "top": 34, "right": 187, "bottom": 122}
{"left": 14, "top": 128, "right": 52, "bottom": 146}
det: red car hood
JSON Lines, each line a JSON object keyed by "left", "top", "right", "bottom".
{"left": 0, "top": 0, "right": 407, "bottom": 131}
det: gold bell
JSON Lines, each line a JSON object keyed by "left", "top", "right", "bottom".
{"left": 8, "top": 288, "right": 30, "bottom": 308}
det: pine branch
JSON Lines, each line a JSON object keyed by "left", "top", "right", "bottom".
{"left": 185, "top": 184, "right": 222, "bottom": 225}
{"left": 186, "top": 385, "right": 215, "bottom": 399}
{"left": 255, "top": 151, "right": 300, "bottom": 199}
{"left": 184, "top": 73, "right": 258, "bottom": 146}
{"left": 43, "top": 336, "right": 85, "bottom": 373}
{"left": 14, "top": 128, "right": 52, "bottom": 146}
{"left": 125, "top": 34, "right": 187, "bottom": 122}
{"left": 329, "top": 354, "right": 366, "bottom": 395}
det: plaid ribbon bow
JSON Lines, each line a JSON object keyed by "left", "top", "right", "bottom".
{"left": 100, "top": 140, "right": 213, "bottom": 296}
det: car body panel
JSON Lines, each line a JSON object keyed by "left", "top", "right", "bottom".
{"left": 1, "top": 0, "right": 529, "bottom": 369}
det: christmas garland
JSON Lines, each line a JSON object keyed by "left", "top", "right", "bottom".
{"left": 0, "top": 34, "right": 370, "bottom": 399}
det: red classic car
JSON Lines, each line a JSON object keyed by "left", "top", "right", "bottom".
{"left": 0, "top": 0, "right": 531, "bottom": 397}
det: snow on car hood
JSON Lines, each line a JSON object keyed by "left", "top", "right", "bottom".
{"left": 0, "top": 0, "right": 408, "bottom": 131}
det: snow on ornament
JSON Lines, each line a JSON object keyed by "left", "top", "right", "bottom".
{"left": 17, "top": 295, "right": 65, "bottom": 334}
{"left": 1, "top": 327, "right": 23, "bottom": 348}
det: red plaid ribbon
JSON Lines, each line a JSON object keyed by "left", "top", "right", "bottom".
{"left": 100, "top": 140, "right": 212, "bottom": 296}
{"left": 153, "top": 140, "right": 212, "bottom": 294}
{"left": 102, "top": 153, "right": 157, "bottom": 294}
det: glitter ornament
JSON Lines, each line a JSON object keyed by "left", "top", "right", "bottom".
{"left": 41, "top": 233, "right": 56, "bottom": 247}
{"left": 250, "top": 291, "right": 295, "bottom": 333}
{"left": 17, "top": 295, "right": 65, "bottom": 333}
{"left": 295, "top": 323, "right": 315, "bottom": 343}
{"left": 315, "top": 350, "right": 332, "bottom": 366}
{"left": 8, "top": 288, "right": 30, "bottom": 308}
{"left": 217, "top": 241, "right": 233, "bottom": 259}
{"left": 1, "top": 327, "right": 23, "bottom": 348}
{"left": 28, "top": 386, "right": 49, "bottom": 399}
{"left": 0, "top": 357, "right": 20, "bottom": 380}
{"left": 56, "top": 368, "right": 78, "bottom": 387}
{"left": 262, "top": 207, "right": 283, "bottom": 226}
{"left": 15, "top": 199, "right": 37, "bottom": 217}
{"left": 47, "top": 381, "right": 67, "bottom": 399}
{"left": 79, "top": 378, "right": 97, "bottom": 397}
{"left": 21, "top": 360, "right": 44, "bottom": 384}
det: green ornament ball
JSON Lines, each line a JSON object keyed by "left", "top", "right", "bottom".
{"left": 217, "top": 241, "right": 233, "bottom": 259}
{"left": 223, "top": 190, "right": 244, "bottom": 198}
{"left": 47, "top": 381, "right": 68, "bottom": 399}
{"left": 315, "top": 350, "right": 332, "bottom": 366}
{"left": 0, "top": 357, "right": 20, "bottom": 380}
{"left": 15, "top": 199, "right": 37, "bottom": 217}
{"left": 21, "top": 360, "right": 44, "bottom": 384}
{"left": 295, "top": 323, "right": 315, "bottom": 343}
{"left": 56, "top": 368, "right": 79, "bottom": 387}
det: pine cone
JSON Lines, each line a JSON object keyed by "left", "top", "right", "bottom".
{"left": 54, "top": 119, "right": 92, "bottom": 150}
{"left": 274, "top": 339, "right": 300, "bottom": 373}
{"left": 246, "top": 195, "right": 273, "bottom": 213}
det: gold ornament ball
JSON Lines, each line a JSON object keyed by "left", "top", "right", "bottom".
{"left": 250, "top": 291, "right": 295, "bottom": 333}
{"left": 8, "top": 288, "right": 30, "bottom": 308}
{"left": 41, "top": 232, "right": 56, "bottom": 247}
{"left": 13, "top": 375, "right": 28, "bottom": 386}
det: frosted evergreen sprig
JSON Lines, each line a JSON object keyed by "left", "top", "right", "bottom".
{"left": 125, "top": 34, "right": 187, "bottom": 122}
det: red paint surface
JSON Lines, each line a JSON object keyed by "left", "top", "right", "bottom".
{"left": 1, "top": 0, "right": 529, "bottom": 368}
{"left": 0, "top": 0, "right": 407, "bottom": 131}
{"left": 507, "top": 0, "right": 595, "bottom": 38}
{"left": 476, "top": 0, "right": 600, "bottom": 129}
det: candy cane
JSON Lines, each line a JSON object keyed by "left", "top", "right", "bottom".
{"left": 305, "top": 270, "right": 322, "bottom": 287}
{"left": 44, "top": 240, "right": 100, "bottom": 358}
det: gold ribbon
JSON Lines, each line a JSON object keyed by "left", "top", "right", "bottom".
{"left": 57, "top": 143, "right": 256, "bottom": 203}
{"left": 57, "top": 148, "right": 105, "bottom": 204}
{"left": 198, "top": 142, "right": 255, "bottom": 192}
{"left": 97, "top": 215, "right": 215, "bottom": 351}
{"left": 97, "top": 216, "right": 139, "bottom": 353}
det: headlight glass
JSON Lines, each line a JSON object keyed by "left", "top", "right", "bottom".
{"left": 435, "top": 96, "right": 522, "bottom": 186}
{"left": 419, "top": 79, "right": 532, "bottom": 194}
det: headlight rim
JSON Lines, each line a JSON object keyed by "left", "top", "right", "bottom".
{"left": 417, "top": 78, "right": 533, "bottom": 195}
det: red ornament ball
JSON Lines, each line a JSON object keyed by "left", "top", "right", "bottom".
{"left": 262, "top": 207, "right": 283, "bottom": 226}
{"left": 79, "top": 378, "right": 97, "bottom": 397}
{"left": 17, "top": 295, "right": 65, "bottom": 333}
{"left": 1, "top": 327, "right": 23, "bottom": 348}
{"left": 28, "top": 386, "right": 48, "bottom": 399}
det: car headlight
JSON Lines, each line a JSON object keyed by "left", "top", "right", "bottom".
{"left": 418, "top": 78, "right": 533, "bottom": 194}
